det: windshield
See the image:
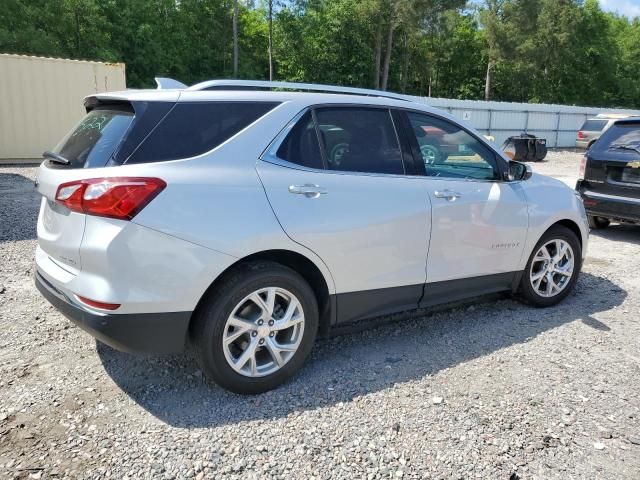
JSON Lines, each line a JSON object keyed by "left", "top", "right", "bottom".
{"left": 52, "top": 107, "right": 134, "bottom": 168}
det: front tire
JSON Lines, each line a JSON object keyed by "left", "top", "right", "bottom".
{"left": 518, "top": 225, "right": 582, "bottom": 307}
{"left": 192, "top": 262, "right": 318, "bottom": 394}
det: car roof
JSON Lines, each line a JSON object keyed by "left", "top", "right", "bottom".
{"left": 87, "top": 88, "right": 461, "bottom": 124}
{"left": 612, "top": 118, "right": 640, "bottom": 125}
{"left": 594, "top": 113, "right": 639, "bottom": 119}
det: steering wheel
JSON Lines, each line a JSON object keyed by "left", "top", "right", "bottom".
{"left": 329, "top": 143, "right": 349, "bottom": 167}
{"left": 420, "top": 144, "right": 441, "bottom": 165}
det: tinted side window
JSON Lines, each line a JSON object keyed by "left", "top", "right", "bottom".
{"left": 407, "top": 112, "right": 498, "bottom": 180}
{"left": 111, "top": 101, "right": 174, "bottom": 165}
{"left": 314, "top": 107, "right": 404, "bottom": 175}
{"left": 127, "top": 102, "right": 279, "bottom": 164}
{"left": 276, "top": 111, "right": 324, "bottom": 169}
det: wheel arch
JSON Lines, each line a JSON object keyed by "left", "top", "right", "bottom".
{"left": 191, "top": 249, "right": 334, "bottom": 337}
{"left": 552, "top": 219, "right": 583, "bottom": 249}
{"left": 519, "top": 216, "right": 586, "bottom": 274}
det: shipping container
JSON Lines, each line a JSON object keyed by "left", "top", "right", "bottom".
{"left": 0, "top": 54, "right": 126, "bottom": 162}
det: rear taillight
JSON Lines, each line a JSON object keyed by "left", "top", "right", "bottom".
{"left": 76, "top": 295, "right": 121, "bottom": 311}
{"left": 55, "top": 177, "right": 166, "bottom": 220}
{"left": 577, "top": 131, "right": 585, "bottom": 139}
{"left": 578, "top": 155, "right": 587, "bottom": 180}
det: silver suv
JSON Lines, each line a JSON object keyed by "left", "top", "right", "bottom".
{"left": 35, "top": 80, "right": 589, "bottom": 393}
{"left": 576, "top": 114, "right": 638, "bottom": 149}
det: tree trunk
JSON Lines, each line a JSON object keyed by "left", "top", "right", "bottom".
{"left": 74, "top": 8, "right": 81, "bottom": 55}
{"left": 373, "top": 20, "right": 382, "bottom": 89}
{"left": 268, "top": 0, "right": 273, "bottom": 81}
{"left": 484, "top": 60, "right": 494, "bottom": 101}
{"left": 400, "top": 31, "right": 409, "bottom": 93}
{"left": 233, "top": 0, "right": 239, "bottom": 77}
{"left": 381, "top": 12, "right": 395, "bottom": 91}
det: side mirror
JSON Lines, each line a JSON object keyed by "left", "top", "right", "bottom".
{"left": 504, "top": 161, "right": 532, "bottom": 181}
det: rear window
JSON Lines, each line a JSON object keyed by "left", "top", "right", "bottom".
{"left": 53, "top": 106, "right": 134, "bottom": 168}
{"left": 580, "top": 119, "right": 608, "bottom": 132}
{"left": 127, "top": 102, "right": 279, "bottom": 164}
{"left": 596, "top": 123, "right": 640, "bottom": 153}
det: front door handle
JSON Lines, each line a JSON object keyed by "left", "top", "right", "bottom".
{"left": 289, "top": 184, "right": 328, "bottom": 198}
{"left": 434, "top": 189, "right": 462, "bottom": 201}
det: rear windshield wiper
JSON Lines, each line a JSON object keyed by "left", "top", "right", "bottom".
{"left": 43, "top": 151, "right": 71, "bottom": 165}
{"left": 608, "top": 143, "right": 640, "bottom": 154}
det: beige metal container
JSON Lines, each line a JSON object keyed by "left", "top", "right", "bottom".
{"left": 0, "top": 54, "right": 126, "bottom": 162}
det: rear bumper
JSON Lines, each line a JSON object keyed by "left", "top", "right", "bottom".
{"left": 575, "top": 140, "right": 590, "bottom": 149}
{"left": 576, "top": 182, "right": 640, "bottom": 224}
{"left": 35, "top": 270, "right": 191, "bottom": 354}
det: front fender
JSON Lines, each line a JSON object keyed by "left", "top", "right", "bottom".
{"left": 519, "top": 174, "right": 589, "bottom": 269}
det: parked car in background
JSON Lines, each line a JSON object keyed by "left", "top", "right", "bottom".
{"left": 34, "top": 80, "right": 589, "bottom": 394}
{"left": 576, "top": 114, "right": 637, "bottom": 150}
{"left": 576, "top": 118, "right": 640, "bottom": 229}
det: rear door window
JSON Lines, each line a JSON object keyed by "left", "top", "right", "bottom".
{"left": 127, "top": 102, "right": 279, "bottom": 164}
{"left": 314, "top": 107, "right": 405, "bottom": 175}
{"left": 580, "top": 119, "right": 608, "bottom": 132}
{"left": 52, "top": 106, "right": 134, "bottom": 168}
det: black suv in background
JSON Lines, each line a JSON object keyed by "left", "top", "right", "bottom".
{"left": 576, "top": 118, "right": 640, "bottom": 229}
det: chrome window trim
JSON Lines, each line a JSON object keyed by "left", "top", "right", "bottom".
{"left": 259, "top": 103, "right": 511, "bottom": 184}
{"left": 261, "top": 105, "right": 411, "bottom": 178}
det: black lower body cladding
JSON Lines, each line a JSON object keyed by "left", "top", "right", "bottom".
{"left": 35, "top": 270, "right": 191, "bottom": 354}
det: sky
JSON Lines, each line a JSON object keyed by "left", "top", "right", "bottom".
{"left": 599, "top": 0, "right": 640, "bottom": 18}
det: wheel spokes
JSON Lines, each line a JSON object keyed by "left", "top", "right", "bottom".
{"left": 536, "top": 246, "right": 551, "bottom": 261}
{"left": 234, "top": 338, "right": 259, "bottom": 374}
{"left": 223, "top": 286, "right": 305, "bottom": 378}
{"left": 530, "top": 239, "right": 575, "bottom": 298}
{"left": 250, "top": 287, "right": 277, "bottom": 319}
{"left": 274, "top": 297, "right": 303, "bottom": 331}
{"left": 264, "top": 337, "right": 296, "bottom": 366}
{"left": 224, "top": 316, "right": 255, "bottom": 344}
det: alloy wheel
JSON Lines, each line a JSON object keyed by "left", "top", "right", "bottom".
{"left": 222, "top": 287, "right": 305, "bottom": 377}
{"left": 529, "top": 239, "right": 575, "bottom": 298}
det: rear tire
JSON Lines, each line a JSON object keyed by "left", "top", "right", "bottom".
{"left": 192, "top": 262, "right": 318, "bottom": 394}
{"left": 518, "top": 225, "right": 582, "bottom": 307}
{"left": 588, "top": 215, "right": 610, "bottom": 230}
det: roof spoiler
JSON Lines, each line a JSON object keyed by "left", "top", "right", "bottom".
{"left": 155, "top": 77, "right": 187, "bottom": 90}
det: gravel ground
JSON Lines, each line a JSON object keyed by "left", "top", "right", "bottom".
{"left": 1, "top": 150, "right": 639, "bottom": 480}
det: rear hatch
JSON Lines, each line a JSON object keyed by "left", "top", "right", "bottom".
{"left": 583, "top": 120, "right": 640, "bottom": 200}
{"left": 36, "top": 94, "right": 176, "bottom": 272}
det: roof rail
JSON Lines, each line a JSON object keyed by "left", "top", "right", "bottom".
{"left": 155, "top": 77, "right": 187, "bottom": 89}
{"left": 186, "top": 79, "right": 412, "bottom": 102}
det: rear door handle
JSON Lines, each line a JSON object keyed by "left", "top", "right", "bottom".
{"left": 434, "top": 189, "right": 462, "bottom": 201}
{"left": 288, "top": 184, "right": 328, "bottom": 198}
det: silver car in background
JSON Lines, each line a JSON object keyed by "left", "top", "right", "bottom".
{"left": 34, "top": 80, "right": 589, "bottom": 394}
{"left": 576, "top": 114, "right": 638, "bottom": 149}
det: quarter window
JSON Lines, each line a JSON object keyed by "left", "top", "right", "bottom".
{"left": 276, "top": 111, "right": 324, "bottom": 169}
{"left": 314, "top": 107, "right": 405, "bottom": 175}
{"left": 127, "top": 102, "right": 279, "bottom": 164}
{"left": 407, "top": 112, "right": 498, "bottom": 180}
